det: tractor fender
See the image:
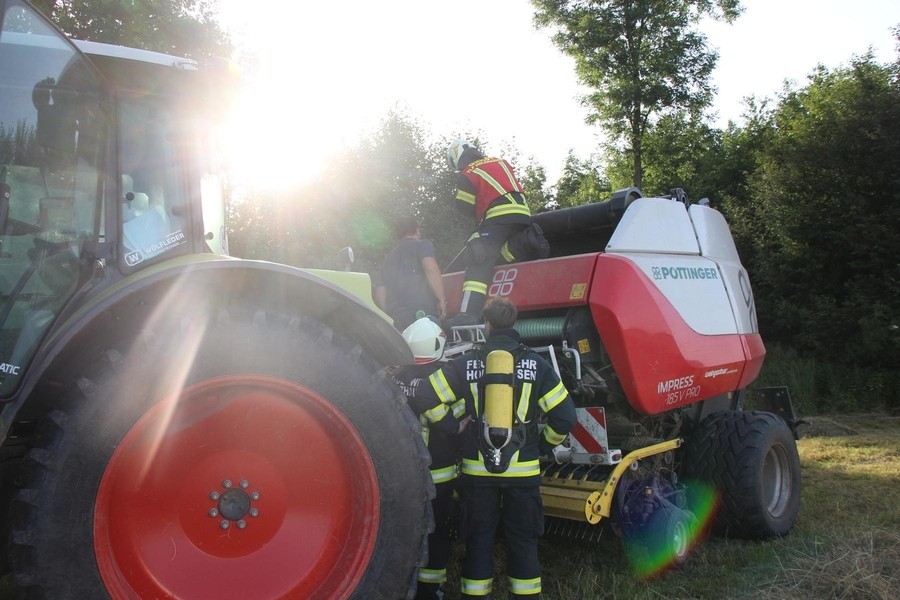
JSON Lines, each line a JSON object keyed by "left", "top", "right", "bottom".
{"left": 2, "top": 255, "right": 411, "bottom": 432}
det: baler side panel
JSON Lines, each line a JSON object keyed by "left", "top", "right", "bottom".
{"left": 590, "top": 253, "right": 763, "bottom": 415}
{"left": 689, "top": 203, "right": 760, "bottom": 336}
{"left": 443, "top": 253, "right": 600, "bottom": 314}
{"left": 739, "top": 333, "right": 766, "bottom": 389}
{"left": 614, "top": 254, "right": 742, "bottom": 336}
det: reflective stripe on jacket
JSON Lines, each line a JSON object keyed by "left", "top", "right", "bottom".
{"left": 394, "top": 363, "right": 463, "bottom": 482}
{"left": 456, "top": 157, "right": 529, "bottom": 221}
{"left": 422, "top": 329, "right": 576, "bottom": 482}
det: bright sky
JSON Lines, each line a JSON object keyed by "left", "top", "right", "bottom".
{"left": 217, "top": 0, "right": 898, "bottom": 187}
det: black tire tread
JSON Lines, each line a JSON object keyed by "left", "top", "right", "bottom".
{"left": 7, "top": 308, "right": 432, "bottom": 600}
{"left": 683, "top": 410, "right": 800, "bottom": 539}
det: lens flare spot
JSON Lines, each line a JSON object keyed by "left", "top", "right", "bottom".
{"left": 623, "top": 481, "right": 718, "bottom": 578}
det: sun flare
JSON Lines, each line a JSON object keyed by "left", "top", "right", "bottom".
{"left": 223, "top": 60, "right": 365, "bottom": 191}
{"left": 218, "top": 3, "right": 383, "bottom": 191}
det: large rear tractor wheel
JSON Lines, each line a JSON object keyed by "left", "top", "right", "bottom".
{"left": 683, "top": 410, "right": 800, "bottom": 539}
{"left": 7, "top": 312, "right": 431, "bottom": 599}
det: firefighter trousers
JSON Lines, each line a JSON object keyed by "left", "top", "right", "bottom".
{"left": 460, "top": 219, "right": 528, "bottom": 317}
{"left": 459, "top": 483, "right": 544, "bottom": 598}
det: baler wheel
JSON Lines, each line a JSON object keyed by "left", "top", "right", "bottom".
{"left": 683, "top": 410, "right": 800, "bottom": 539}
{"left": 7, "top": 313, "right": 431, "bottom": 599}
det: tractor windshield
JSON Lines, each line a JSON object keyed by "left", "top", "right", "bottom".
{"left": 0, "top": 1, "right": 107, "bottom": 396}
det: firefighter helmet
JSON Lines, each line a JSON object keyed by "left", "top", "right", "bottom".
{"left": 447, "top": 139, "right": 477, "bottom": 170}
{"left": 402, "top": 317, "right": 446, "bottom": 364}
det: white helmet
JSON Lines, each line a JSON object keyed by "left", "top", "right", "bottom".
{"left": 447, "top": 139, "right": 476, "bottom": 170}
{"left": 402, "top": 318, "right": 446, "bottom": 364}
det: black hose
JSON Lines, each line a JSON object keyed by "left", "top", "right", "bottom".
{"left": 533, "top": 187, "right": 642, "bottom": 238}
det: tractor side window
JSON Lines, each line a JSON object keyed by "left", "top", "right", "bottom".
{"left": 119, "top": 99, "right": 190, "bottom": 267}
{"left": 0, "top": 0, "right": 107, "bottom": 396}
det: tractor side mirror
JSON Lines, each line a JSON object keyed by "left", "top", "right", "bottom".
{"left": 33, "top": 77, "right": 78, "bottom": 160}
{"left": 338, "top": 246, "right": 354, "bottom": 271}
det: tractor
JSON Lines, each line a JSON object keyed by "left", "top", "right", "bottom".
{"left": 441, "top": 187, "right": 802, "bottom": 567}
{"left": 0, "top": 1, "right": 432, "bottom": 598}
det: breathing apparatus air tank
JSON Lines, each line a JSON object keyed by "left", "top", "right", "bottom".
{"left": 481, "top": 350, "right": 515, "bottom": 469}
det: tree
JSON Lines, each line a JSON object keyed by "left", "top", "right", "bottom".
{"left": 741, "top": 51, "right": 900, "bottom": 374}
{"left": 30, "top": 0, "right": 231, "bottom": 59}
{"left": 227, "top": 112, "right": 474, "bottom": 276}
{"left": 321, "top": 113, "right": 471, "bottom": 275}
{"left": 706, "top": 99, "right": 777, "bottom": 276}
{"left": 554, "top": 151, "right": 611, "bottom": 209}
{"left": 601, "top": 110, "right": 715, "bottom": 196}
{"left": 532, "top": 0, "right": 741, "bottom": 188}
{"left": 516, "top": 159, "right": 553, "bottom": 214}
{"left": 0, "top": 120, "right": 39, "bottom": 168}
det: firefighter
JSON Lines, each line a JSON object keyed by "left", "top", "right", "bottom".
{"left": 393, "top": 317, "right": 468, "bottom": 600}
{"left": 375, "top": 215, "right": 448, "bottom": 331}
{"left": 419, "top": 298, "right": 576, "bottom": 599}
{"left": 446, "top": 140, "right": 532, "bottom": 324}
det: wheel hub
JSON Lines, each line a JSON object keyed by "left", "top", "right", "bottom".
{"left": 208, "top": 479, "right": 260, "bottom": 529}
{"left": 219, "top": 487, "right": 250, "bottom": 519}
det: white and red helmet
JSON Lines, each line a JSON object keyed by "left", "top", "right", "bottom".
{"left": 401, "top": 318, "right": 446, "bottom": 364}
{"left": 447, "top": 139, "right": 477, "bottom": 170}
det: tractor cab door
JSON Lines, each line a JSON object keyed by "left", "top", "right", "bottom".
{"left": 0, "top": 0, "right": 108, "bottom": 397}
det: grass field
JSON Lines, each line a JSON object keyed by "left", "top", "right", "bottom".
{"left": 440, "top": 413, "right": 900, "bottom": 600}
{"left": 2, "top": 414, "right": 897, "bottom": 599}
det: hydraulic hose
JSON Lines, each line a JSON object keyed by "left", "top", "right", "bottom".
{"left": 515, "top": 316, "right": 566, "bottom": 342}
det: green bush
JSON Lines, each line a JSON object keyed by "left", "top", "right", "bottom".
{"left": 755, "top": 343, "right": 898, "bottom": 415}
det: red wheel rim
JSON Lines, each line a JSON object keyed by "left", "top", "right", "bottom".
{"left": 94, "top": 375, "right": 380, "bottom": 599}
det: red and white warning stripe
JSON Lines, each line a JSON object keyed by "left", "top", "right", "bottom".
{"left": 568, "top": 407, "right": 610, "bottom": 454}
